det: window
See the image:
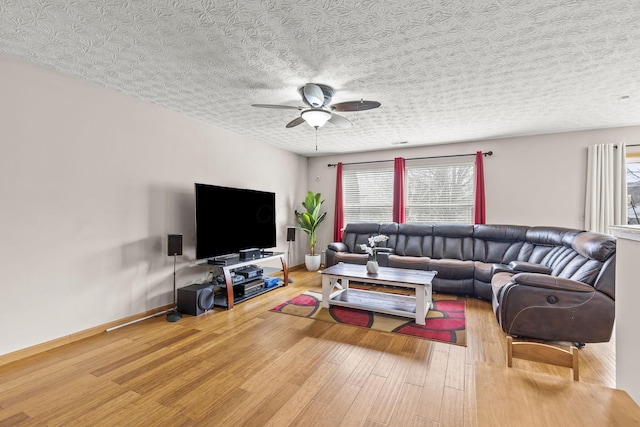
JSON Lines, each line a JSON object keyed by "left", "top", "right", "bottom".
{"left": 627, "top": 152, "right": 640, "bottom": 225}
{"left": 341, "top": 159, "right": 476, "bottom": 225}
{"left": 343, "top": 166, "right": 394, "bottom": 224}
{"left": 406, "top": 161, "right": 475, "bottom": 223}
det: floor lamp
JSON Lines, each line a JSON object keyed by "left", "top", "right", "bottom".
{"left": 166, "top": 234, "right": 182, "bottom": 322}
{"left": 287, "top": 227, "right": 295, "bottom": 283}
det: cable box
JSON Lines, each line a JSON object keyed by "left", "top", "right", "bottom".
{"left": 236, "top": 265, "right": 263, "bottom": 278}
{"left": 244, "top": 281, "right": 265, "bottom": 295}
{"left": 239, "top": 248, "right": 261, "bottom": 260}
{"left": 208, "top": 255, "right": 240, "bottom": 266}
{"left": 215, "top": 274, "right": 244, "bottom": 285}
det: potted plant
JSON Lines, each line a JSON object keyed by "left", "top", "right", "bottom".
{"left": 294, "top": 191, "right": 327, "bottom": 271}
{"left": 359, "top": 234, "right": 389, "bottom": 274}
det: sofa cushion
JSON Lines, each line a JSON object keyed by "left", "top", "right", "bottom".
{"left": 342, "top": 222, "right": 381, "bottom": 253}
{"left": 551, "top": 256, "right": 602, "bottom": 285}
{"left": 379, "top": 222, "right": 400, "bottom": 250}
{"left": 525, "top": 226, "right": 580, "bottom": 246}
{"left": 334, "top": 252, "right": 368, "bottom": 265}
{"left": 433, "top": 278, "right": 475, "bottom": 296}
{"left": 519, "top": 227, "right": 582, "bottom": 264}
{"left": 474, "top": 261, "right": 494, "bottom": 283}
{"left": 429, "top": 258, "right": 475, "bottom": 279}
{"left": 394, "top": 223, "right": 433, "bottom": 256}
{"left": 473, "top": 225, "right": 528, "bottom": 263}
{"left": 572, "top": 232, "right": 616, "bottom": 261}
{"left": 432, "top": 224, "right": 474, "bottom": 260}
{"left": 387, "top": 254, "right": 430, "bottom": 270}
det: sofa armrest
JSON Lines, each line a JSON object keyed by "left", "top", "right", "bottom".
{"left": 512, "top": 273, "right": 594, "bottom": 292}
{"left": 328, "top": 242, "right": 348, "bottom": 252}
{"left": 492, "top": 263, "right": 513, "bottom": 275}
{"left": 508, "top": 261, "right": 552, "bottom": 275}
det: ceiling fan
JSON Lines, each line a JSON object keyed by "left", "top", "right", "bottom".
{"left": 251, "top": 83, "right": 381, "bottom": 129}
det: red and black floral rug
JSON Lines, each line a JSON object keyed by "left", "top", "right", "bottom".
{"left": 270, "top": 287, "right": 466, "bottom": 346}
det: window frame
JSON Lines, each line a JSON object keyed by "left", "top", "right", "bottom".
{"left": 626, "top": 150, "right": 640, "bottom": 225}
{"left": 340, "top": 157, "right": 477, "bottom": 225}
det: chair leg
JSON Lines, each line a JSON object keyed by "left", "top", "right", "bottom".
{"left": 570, "top": 346, "right": 579, "bottom": 381}
{"left": 506, "top": 335, "right": 579, "bottom": 381}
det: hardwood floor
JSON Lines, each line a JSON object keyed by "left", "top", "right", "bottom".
{"left": 0, "top": 269, "right": 616, "bottom": 426}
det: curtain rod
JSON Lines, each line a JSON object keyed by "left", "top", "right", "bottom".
{"left": 327, "top": 151, "right": 493, "bottom": 167}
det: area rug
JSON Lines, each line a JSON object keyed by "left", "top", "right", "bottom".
{"left": 270, "top": 287, "right": 466, "bottom": 346}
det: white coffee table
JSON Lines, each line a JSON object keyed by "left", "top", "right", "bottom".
{"left": 320, "top": 262, "right": 436, "bottom": 325}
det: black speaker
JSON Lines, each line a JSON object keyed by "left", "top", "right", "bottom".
{"left": 168, "top": 234, "right": 183, "bottom": 256}
{"left": 177, "top": 283, "right": 214, "bottom": 316}
{"left": 286, "top": 227, "right": 296, "bottom": 242}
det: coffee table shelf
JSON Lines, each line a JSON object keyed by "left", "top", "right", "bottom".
{"left": 330, "top": 288, "right": 420, "bottom": 319}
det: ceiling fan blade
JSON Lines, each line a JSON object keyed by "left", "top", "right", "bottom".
{"left": 285, "top": 116, "right": 305, "bottom": 128}
{"left": 251, "top": 104, "right": 302, "bottom": 110}
{"left": 331, "top": 100, "right": 381, "bottom": 112}
{"left": 328, "top": 113, "right": 352, "bottom": 128}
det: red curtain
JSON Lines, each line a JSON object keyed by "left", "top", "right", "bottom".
{"left": 333, "top": 162, "right": 344, "bottom": 241}
{"left": 474, "top": 151, "right": 486, "bottom": 224}
{"left": 393, "top": 157, "right": 406, "bottom": 223}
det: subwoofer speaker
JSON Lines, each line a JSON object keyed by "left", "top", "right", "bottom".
{"left": 286, "top": 227, "right": 296, "bottom": 242}
{"left": 168, "top": 234, "right": 183, "bottom": 256}
{"left": 177, "top": 283, "right": 214, "bottom": 316}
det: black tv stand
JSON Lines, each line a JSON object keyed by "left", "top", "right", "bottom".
{"left": 213, "top": 252, "right": 288, "bottom": 309}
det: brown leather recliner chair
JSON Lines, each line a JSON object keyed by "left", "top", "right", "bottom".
{"left": 491, "top": 229, "right": 616, "bottom": 345}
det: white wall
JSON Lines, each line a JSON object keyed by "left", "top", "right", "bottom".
{"left": 308, "top": 127, "right": 640, "bottom": 250}
{"left": 0, "top": 54, "right": 308, "bottom": 357}
{"left": 610, "top": 226, "right": 640, "bottom": 403}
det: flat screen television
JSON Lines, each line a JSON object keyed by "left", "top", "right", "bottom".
{"left": 195, "top": 183, "right": 276, "bottom": 260}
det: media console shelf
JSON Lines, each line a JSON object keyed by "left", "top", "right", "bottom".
{"left": 211, "top": 252, "right": 288, "bottom": 309}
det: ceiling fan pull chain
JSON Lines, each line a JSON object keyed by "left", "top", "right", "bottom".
{"left": 315, "top": 127, "right": 318, "bottom": 151}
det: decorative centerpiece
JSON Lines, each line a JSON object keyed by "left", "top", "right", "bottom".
{"left": 359, "top": 234, "right": 389, "bottom": 274}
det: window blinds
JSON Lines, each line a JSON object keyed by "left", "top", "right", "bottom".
{"left": 406, "top": 163, "right": 474, "bottom": 223}
{"left": 343, "top": 167, "right": 394, "bottom": 223}
{"left": 341, "top": 162, "right": 475, "bottom": 224}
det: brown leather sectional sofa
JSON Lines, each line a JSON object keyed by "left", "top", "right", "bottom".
{"left": 326, "top": 222, "right": 616, "bottom": 345}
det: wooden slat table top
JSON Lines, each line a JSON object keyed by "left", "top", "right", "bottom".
{"left": 320, "top": 262, "right": 436, "bottom": 285}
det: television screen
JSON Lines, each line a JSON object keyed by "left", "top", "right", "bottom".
{"left": 195, "top": 183, "right": 276, "bottom": 260}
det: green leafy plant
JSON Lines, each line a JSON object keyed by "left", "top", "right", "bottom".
{"left": 294, "top": 191, "right": 327, "bottom": 256}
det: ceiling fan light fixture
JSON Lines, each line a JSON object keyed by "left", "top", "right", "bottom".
{"left": 301, "top": 108, "right": 331, "bottom": 128}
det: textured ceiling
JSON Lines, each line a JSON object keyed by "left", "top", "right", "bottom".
{"left": 1, "top": 0, "right": 639, "bottom": 157}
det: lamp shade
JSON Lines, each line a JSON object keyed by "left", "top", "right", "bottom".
{"left": 301, "top": 108, "right": 331, "bottom": 128}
